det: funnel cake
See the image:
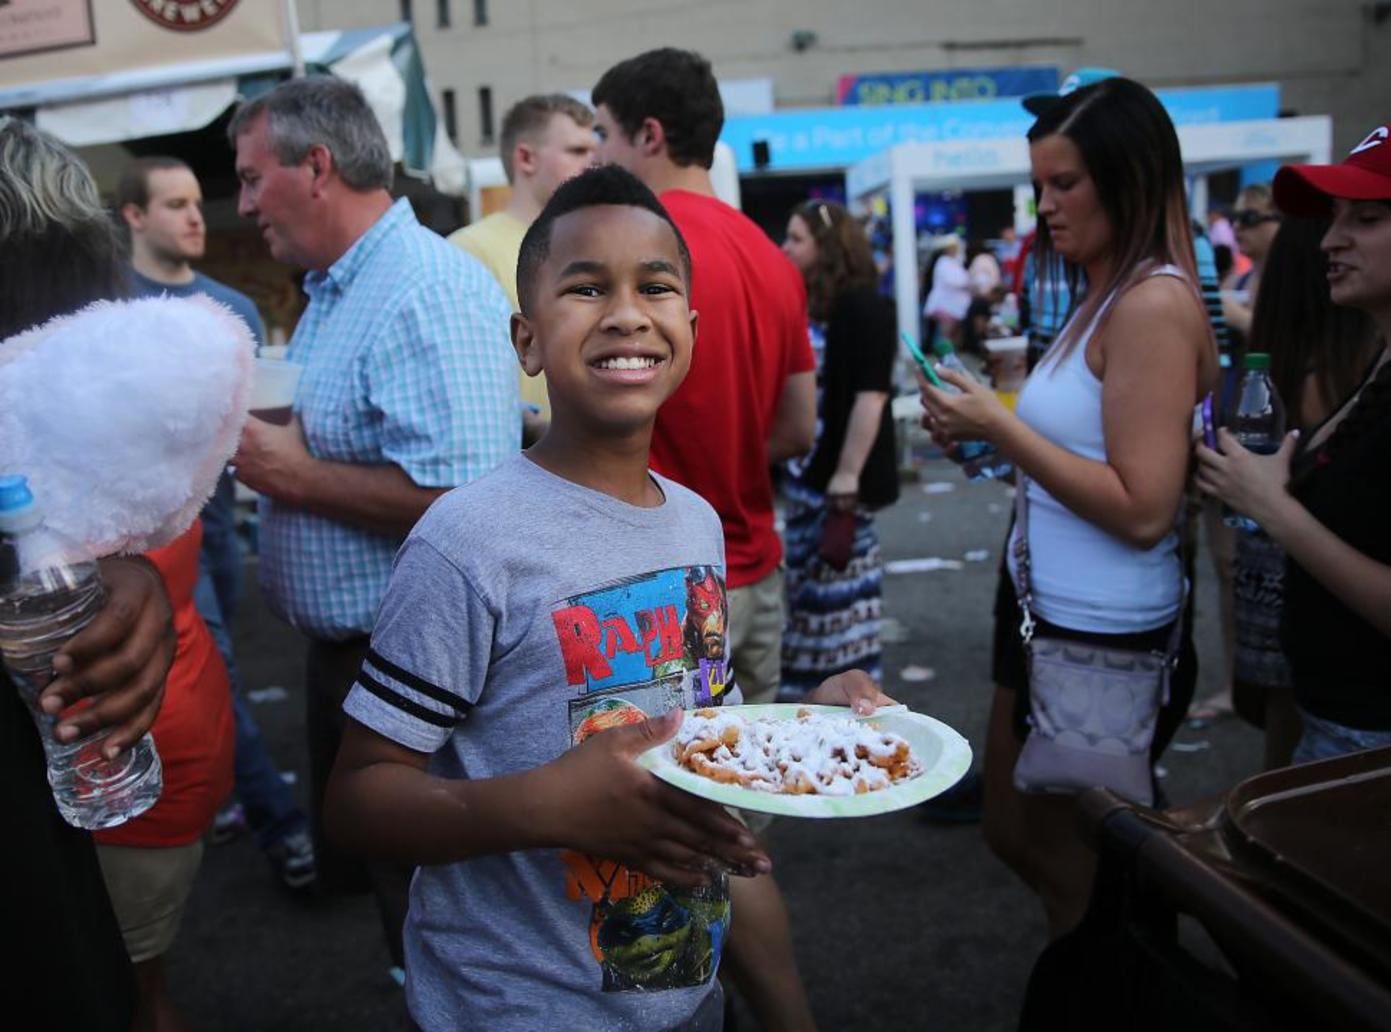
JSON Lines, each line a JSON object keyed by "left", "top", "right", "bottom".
{"left": 674, "top": 708, "right": 921, "bottom": 797}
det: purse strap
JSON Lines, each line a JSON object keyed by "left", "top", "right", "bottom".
{"left": 1009, "top": 474, "right": 1188, "bottom": 674}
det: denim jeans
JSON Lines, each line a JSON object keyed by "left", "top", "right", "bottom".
{"left": 1292, "top": 707, "right": 1391, "bottom": 765}
{"left": 196, "top": 472, "right": 307, "bottom": 850}
{"left": 305, "top": 636, "right": 411, "bottom": 968}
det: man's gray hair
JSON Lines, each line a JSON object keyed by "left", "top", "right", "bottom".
{"left": 228, "top": 77, "right": 393, "bottom": 191}
{"left": 0, "top": 115, "right": 109, "bottom": 239}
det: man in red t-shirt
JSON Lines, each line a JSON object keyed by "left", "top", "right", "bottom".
{"left": 592, "top": 50, "right": 815, "bottom": 708}
{"left": 593, "top": 48, "right": 817, "bottom": 1030}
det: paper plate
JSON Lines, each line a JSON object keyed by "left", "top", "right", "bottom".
{"left": 636, "top": 704, "right": 973, "bottom": 819}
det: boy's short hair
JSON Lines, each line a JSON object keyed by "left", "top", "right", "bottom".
{"left": 591, "top": 49, "right": 723, "bottom": 170}
{"left": 500, "top": 94, "right": 594, "bottom": 183}
{"left": 115, "top": 156, "right": 193, "bottom": 211}
{"left": 516, "top": 164, "right": 692, "bottom": 316}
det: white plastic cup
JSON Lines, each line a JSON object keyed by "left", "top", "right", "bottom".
{"left": 248, "top": 357, "right": 303, "bottom": 426}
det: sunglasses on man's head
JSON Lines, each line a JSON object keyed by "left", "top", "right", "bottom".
{"left": 1232, "top": 209, "right": 1281, "bottom": 228}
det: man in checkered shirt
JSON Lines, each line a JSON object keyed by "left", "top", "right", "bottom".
{"left": 230, "top": 78, "right": 519, "bottom": 973}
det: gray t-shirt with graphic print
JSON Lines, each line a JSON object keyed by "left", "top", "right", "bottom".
{"left": 344, "top": 453, "right": 738, "bottom": 1032}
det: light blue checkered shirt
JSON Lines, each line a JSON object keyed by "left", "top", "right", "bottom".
{"left": 259, "top": 198, "right": 520, "bottom": 640}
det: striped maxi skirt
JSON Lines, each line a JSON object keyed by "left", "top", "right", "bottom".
{"left": 778, "top": 479, "right": 884, "bottom": 701}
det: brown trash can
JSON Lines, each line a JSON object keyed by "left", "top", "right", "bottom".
{"left": 1018, "top": 747, "right": 1391, "bottom": 1031}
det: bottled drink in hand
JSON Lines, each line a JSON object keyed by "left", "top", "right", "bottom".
{"left": 0, "top": 475, "right": 162, "bottom": 829}
{"left": 931, "top": 338, "right": 1014, "bottom": 481}
{"left": 1222, "top": 352, "right": 1286, "bottom": 533}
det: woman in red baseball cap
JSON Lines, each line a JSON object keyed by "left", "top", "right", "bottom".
{"left": 1196, "top": 122, "right": 1391, "bottom": 763}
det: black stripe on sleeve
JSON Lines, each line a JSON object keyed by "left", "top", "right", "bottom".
{"left": 365, "top": 648, "right": 471, "bottom": 714}
{"left": 355, "top": 669, "right": 457, "bottom": 729}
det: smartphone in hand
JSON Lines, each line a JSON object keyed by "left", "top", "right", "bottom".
{"left": 1201, "top": 394, "right": 1217, "bottom": 450}
{"left": 901, "top": 332, "right": 945, "bottom": 388}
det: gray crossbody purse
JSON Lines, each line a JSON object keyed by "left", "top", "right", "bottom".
{"left": 1009, "top": 476, "right": 1185, "bottom": 806}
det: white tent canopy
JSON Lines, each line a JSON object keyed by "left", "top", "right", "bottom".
{"left": 846, "top": 115, "right": 1334, "bottom": 345}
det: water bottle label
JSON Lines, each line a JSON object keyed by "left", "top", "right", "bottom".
{"left": 958, "top": 440, "right": 992, "bottom": 461}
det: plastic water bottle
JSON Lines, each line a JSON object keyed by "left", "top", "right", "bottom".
{"left": 1222, "top": 352, "right": 1286, "bottom": 532}
{"left": 0, "top": 475, "right": 162, "bottom": 830}
{"left": 931, "top": 338, "right": 1014, "bottom": 481}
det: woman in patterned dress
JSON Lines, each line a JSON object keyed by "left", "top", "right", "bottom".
{"left": 778, "top": 200, "right": 899, "bottom": 700}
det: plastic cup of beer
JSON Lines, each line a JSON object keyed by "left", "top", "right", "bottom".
{"left": 984, "top": 335, "right": 1029, "bottom": 412}
{"left": 249, "top": 357, "right": 303, "bottom": 426}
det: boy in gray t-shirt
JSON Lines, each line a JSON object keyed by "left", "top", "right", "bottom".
{"left": 345, "top": 455, "right": 738, "bottom": 1029}
{"left": 327, "top": 167, "right": 769, "bottom": 1031}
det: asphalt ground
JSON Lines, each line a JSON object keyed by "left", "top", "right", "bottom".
{"left": 167, "top": 448, "right": 1261, "bottom": 1031}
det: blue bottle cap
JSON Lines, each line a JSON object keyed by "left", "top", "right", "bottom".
{"left": 0, "top": 474, "right": 34, "bottom": 513}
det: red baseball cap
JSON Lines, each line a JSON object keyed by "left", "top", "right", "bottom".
{"left": 1274, "top": 123, "right": 1391, "bottom": 215}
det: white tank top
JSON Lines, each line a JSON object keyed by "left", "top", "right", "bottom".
{"left": 1006, "top": 265, "right": 1185, "bottom": 633}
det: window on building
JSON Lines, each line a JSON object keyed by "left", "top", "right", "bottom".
{"left": 478, "top": 86, "right": 494, "bottom": 144}
{"left": 437, "top": 0, "right": 450, "bottom": 29}
{"left": 473, "top": 0, "right": 488, "bottom": 26}
{"left": 441, "top": 89, "right": 458, "bottom": 145}
{"left": 400, "top": 0, "right": 412, "bottom": 21}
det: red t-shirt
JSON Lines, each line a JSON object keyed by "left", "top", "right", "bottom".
{"left": 655, "top": 190, "right": 814, "bottom": 588}
{"left": 95, "top": 521, "right": 235, "bottom": 848}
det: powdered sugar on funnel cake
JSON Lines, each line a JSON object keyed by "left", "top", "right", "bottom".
{"left": 673, "top": 708, "right": 921, "bottom": 796}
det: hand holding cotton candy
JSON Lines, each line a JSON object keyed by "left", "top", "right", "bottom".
{"left": 0, "top": 296, "right": 255, "bottom": 562}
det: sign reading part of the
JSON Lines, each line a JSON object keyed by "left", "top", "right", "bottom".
{"left": 723, "top": 83, "right": 1282, "bottom": 173}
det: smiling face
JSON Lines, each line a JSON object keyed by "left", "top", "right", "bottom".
{"left": 1323, "top": 198, "right": 1391, "bottom": 320}
{"left": 131, "top": 166, "right": 206, "bottom": 264}
{"left": 1031, "top": 132, "right": 1111, "bottom": 269}
{"left": 781, "top": 213, "right": 817, "bottom": 274}
{"left": 514, "top": 204, "right": 696, "bottom": 437}
{"left": 235, "top": 114, "right": 316, "bottom": 266}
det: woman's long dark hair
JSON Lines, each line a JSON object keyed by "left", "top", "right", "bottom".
{"left": 0, "top": 116, "right": 128, "bottom": 339}
{"left": 1291, "top": 200, "right": 1391, "bottom": 484}
{"left": 1252, "top": 217, "right": 1379, "bottom": 427}
{"left": 1027, "top": 77, "right": 1210, "bottom": 363}
{"left": 788, "top": 200, "right": 878, "bottom": 322}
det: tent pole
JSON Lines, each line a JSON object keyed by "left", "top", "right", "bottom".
{"left": 891, "top": 162, "right": 918, "bottom": 350}
{"left": 282, "top": 0, "right": 305, "bottom": 78}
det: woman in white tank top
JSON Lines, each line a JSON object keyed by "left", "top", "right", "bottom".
{"left": 919, "top": 78, "right": 1219, "bottom": 938}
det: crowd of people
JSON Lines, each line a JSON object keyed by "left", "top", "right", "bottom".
{"left": 2, "top": 42, "right": 1388, "bottom": 1032}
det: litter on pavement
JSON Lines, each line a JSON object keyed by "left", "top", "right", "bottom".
{"left": 885, "top": 557, "right": 965, "bottom": 574}
{"left": 898, "top": 665, "right": 936, "bottom": 683}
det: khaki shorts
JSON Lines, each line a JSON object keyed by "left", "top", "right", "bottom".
{"left": 727, "top": 566, "right": 784, "bottom": 706}
{"left": 726, "top": 566, "right": 785, "bottom": 833}
{"left": 96, "top": 840, "right": 204, "bottom": 963}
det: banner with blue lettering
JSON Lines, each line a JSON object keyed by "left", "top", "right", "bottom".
{"left": 837, "top": 67, "right": 1059, "bottom": 106}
